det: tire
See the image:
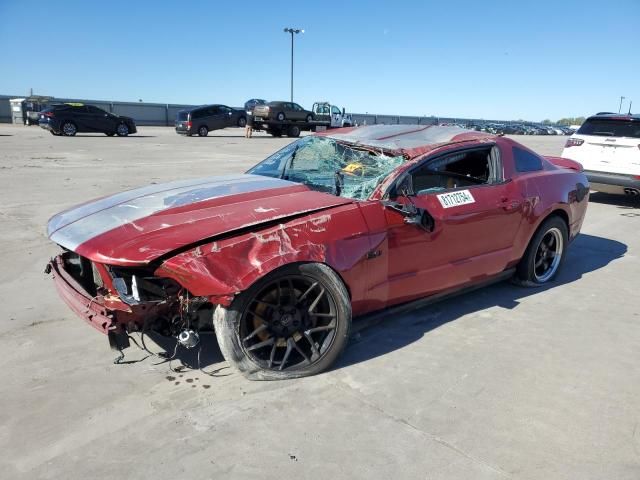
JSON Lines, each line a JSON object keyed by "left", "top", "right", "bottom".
{"left": 50, "top": 130, "right": 61, "bottom": 136}
{"left": 269, "top": 128, "right": 283, "bottom": 137}
{"left": 198, "top": 125, "right": 208, "bottom": 137}
{"left": 214, "top": 263, "right": 352, "bottom": 380}
{"left": 61, "top": 121, "right": 77, "bottom": 136}
{"left": 287, "top": 125, "right": 301, "bottom": 137}
{"left": 514, "top": 215, "right": 568, "bottom": 287}
{"left": 116, "top": 123, "right": 129, "bottom": 137}
{"left": 237, "top": 116, "right": 247, "bottom": 128}
{"left": 276, "top": 112, "right": 286, "bottom": 122}
{"left": 305, "top": 114, "right": 313, "bottom": 123}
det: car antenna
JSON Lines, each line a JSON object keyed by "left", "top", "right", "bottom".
{"left": 628, "top": 101, "right": 632, "bottom": 115}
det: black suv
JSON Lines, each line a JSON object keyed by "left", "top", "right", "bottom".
{"left": 39, "top": 104, "right": 137, "bottom": 137}
{"left": 175, "top": 104, "right": 247, "bottom": 136}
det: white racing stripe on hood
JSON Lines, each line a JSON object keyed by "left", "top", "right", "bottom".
{"left": 48, "top": 174, "right": 297, "bottom": 251}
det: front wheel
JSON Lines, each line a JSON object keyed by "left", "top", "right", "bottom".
{"left": 305, "top": 114, "right": 313, "bottom": 123}
{"left": 116, "top": 123, "right": 129, "bottom": 136}
{"left": 198, "top": 125, "right": 208, "bottom": 137}
{"left": 276, "top": 112, "right": 285, "bottom": 122}
{"left": 213, "top": 263, "right": 352, "bottom": 380}
{"left": 237, "top": 116, "right": 247, "bottom": 128}
{"left": 514, "top": 216, "right": 568, "bottom": 286}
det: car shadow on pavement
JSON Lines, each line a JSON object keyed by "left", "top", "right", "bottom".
{"left": 588, "top": 192, "right": 640, "bottom": 210}
{"left": 64, "top": 135, "right": 157, "bottom": 138}
{"left": 131, "top": 234, "right": 626, "bottom": 373}
{"left": 336, "top": 233, "right": 627, "bottom": 372}
{"left": 144, "top": 330, "right": 227, "bottom": 371}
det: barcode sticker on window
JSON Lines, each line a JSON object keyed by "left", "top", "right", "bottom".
{"left": 437, "top": 190, "right": 475, "bottom": 208}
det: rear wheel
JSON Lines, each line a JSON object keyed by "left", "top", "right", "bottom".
{"left": 305, "top": 114, "right": 313, "bottom": 123}
{"left": 116, "top": 123, "right": 129, "bottom": 137}
{"left": 198, "top": 125, "right": 208, "bottom": 137}
{"left": 276, "top": 112, "right": 286, "bottom": 121}
{"left": 61, "top": 121, "right": 77, "bottom": 136}
{"left": 214, "top": 263, "right": 352, "bottom": 380}
{"left": 237, "top": 116, "right": 247, "bottom": 128}
{"left": 514, "top": 216, "right": 568, "bottom": 286}
{"left": 287, "top": 125, "right": 301, "bottom": 137}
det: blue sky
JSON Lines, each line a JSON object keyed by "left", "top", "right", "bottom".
{"left": 1, "top": 0, "right": 638, "bottom": 121}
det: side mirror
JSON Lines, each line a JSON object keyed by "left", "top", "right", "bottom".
{"left": 382, "top": 192, "right": 435, "bottom": 232}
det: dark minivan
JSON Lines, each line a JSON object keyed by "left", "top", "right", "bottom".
{"left": 175, "top": 104, "right": 247, "bottom": 136}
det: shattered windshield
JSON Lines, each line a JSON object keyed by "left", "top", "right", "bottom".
{"left": 246, "top": 136, "right": 405, "bottom": 200}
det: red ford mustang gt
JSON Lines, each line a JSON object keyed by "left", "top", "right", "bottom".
{"left": 46, "top": 125, "right": 589, "bottom": 380}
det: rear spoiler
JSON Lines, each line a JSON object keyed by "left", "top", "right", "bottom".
{"left": 544, "top": 156, "right": 583, "bottom": 172}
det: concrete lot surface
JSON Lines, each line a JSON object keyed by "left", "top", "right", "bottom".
{"left": 0, "top": 125, "right": 638, "bottom": 479}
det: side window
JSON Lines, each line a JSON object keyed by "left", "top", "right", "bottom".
{"left": 284, "top": 103, "right": 294, "bottom": 110}
{"left": 410, "top": 147, "right": 500, "bottom": 195}
{"left": 209, "top": 106, "right": 222, "bottom": 116}
{"left": 294, "top": 103, "right": 304, "bottom": 111}
{"left": 87, "top": 106, "right": 105, "bottom": 114}
{"left": 331, "top": 106, "right": 340, "bottom": 115}
{"left": 512, "top": 146, "right": 543, "bottom": 172}
{"left": 72, "top": 106, "right": 88, "bottom": 114}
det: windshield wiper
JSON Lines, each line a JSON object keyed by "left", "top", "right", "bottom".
{"left": 280, "top": 144, "right": 300, "bottom": 180}
{"left": 334, "top": 170, "right": 344, "bottom": 196}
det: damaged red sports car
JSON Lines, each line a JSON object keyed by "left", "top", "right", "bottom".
{"left": 46, "top": 125, "right": 589, "bottom": 380}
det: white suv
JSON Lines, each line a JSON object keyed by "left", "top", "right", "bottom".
{"left": 561, "top": 114, "right": 640, "bottom": 196}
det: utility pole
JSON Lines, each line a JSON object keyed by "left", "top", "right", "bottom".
{"left": 283, "top": 28, "right": 304, "bottom": 102}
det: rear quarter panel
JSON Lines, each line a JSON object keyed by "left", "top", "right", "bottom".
{"left": 508, "top": 166, "right": 589, "bottom": 264}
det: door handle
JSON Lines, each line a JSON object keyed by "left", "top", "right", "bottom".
{"left": 500, "top": 198, "right": 521, "bottom": 211}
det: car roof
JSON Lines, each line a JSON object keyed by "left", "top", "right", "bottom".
{"left": 183, "top": 104, "right": 227, "bottom": 111}
{"left": 587, "top": 113, "right": 639, "bottom": 122}
{"left": 320, "top": 124, "right": 495, "bottom": 158}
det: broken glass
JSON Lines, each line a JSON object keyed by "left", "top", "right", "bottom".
{"left": 247, "top": 136, "right": 405, "bottom": 200}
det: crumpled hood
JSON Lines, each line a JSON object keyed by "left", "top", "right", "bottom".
{"left": 48, "top": 174, "right": 352, "bottom": 266}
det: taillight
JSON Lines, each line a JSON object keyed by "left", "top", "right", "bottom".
{"left": 43, "top": 111, "right": 54, "bottom": 117}
{"left": 186, "top": 121, "right": 192, "bottom": 129}
{"left": 565, "top": 138, "right": 584, "bottom": 148}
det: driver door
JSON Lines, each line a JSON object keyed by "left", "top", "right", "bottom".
{"left": 381, "top": 145, "right": 524, "bottom": 306}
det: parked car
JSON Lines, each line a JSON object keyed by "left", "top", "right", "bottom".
{"left": 562, "top": 113, "right": 640, "bottom": 196}
{"left": 46, "top": 125, "right": 589, "bottom": 380}
{"left": 38, "top": 104, "right": 137, "bottom": 137}
{"left": 503, "top": 125, "right": 526, "bottom": 135}
{"left": 252, "top": 101, "right": 314, "bottom": 123}
{"left": 175, "top": 104, "right": 247, "bottom": 136}
{"left": 244, "top": 98, "right": 267, "bottom": 112}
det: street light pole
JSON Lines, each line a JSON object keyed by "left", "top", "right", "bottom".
{"left": 283, "top": 28, "right": 304, "bottom": 102}
{"left": 619, "top": 96, "right": 625, "bottom": 113}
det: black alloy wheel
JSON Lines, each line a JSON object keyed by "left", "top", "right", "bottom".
{"left": 214, "top": 263, "right": 351, "bottom": 380}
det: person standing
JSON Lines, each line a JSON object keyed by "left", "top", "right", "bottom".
{"left": 245, "top": 109, "right": 254, "bottom": 138}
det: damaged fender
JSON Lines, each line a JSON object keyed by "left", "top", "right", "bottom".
{"left": 156, "top": 203, "right": 379, "bottom": 312}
